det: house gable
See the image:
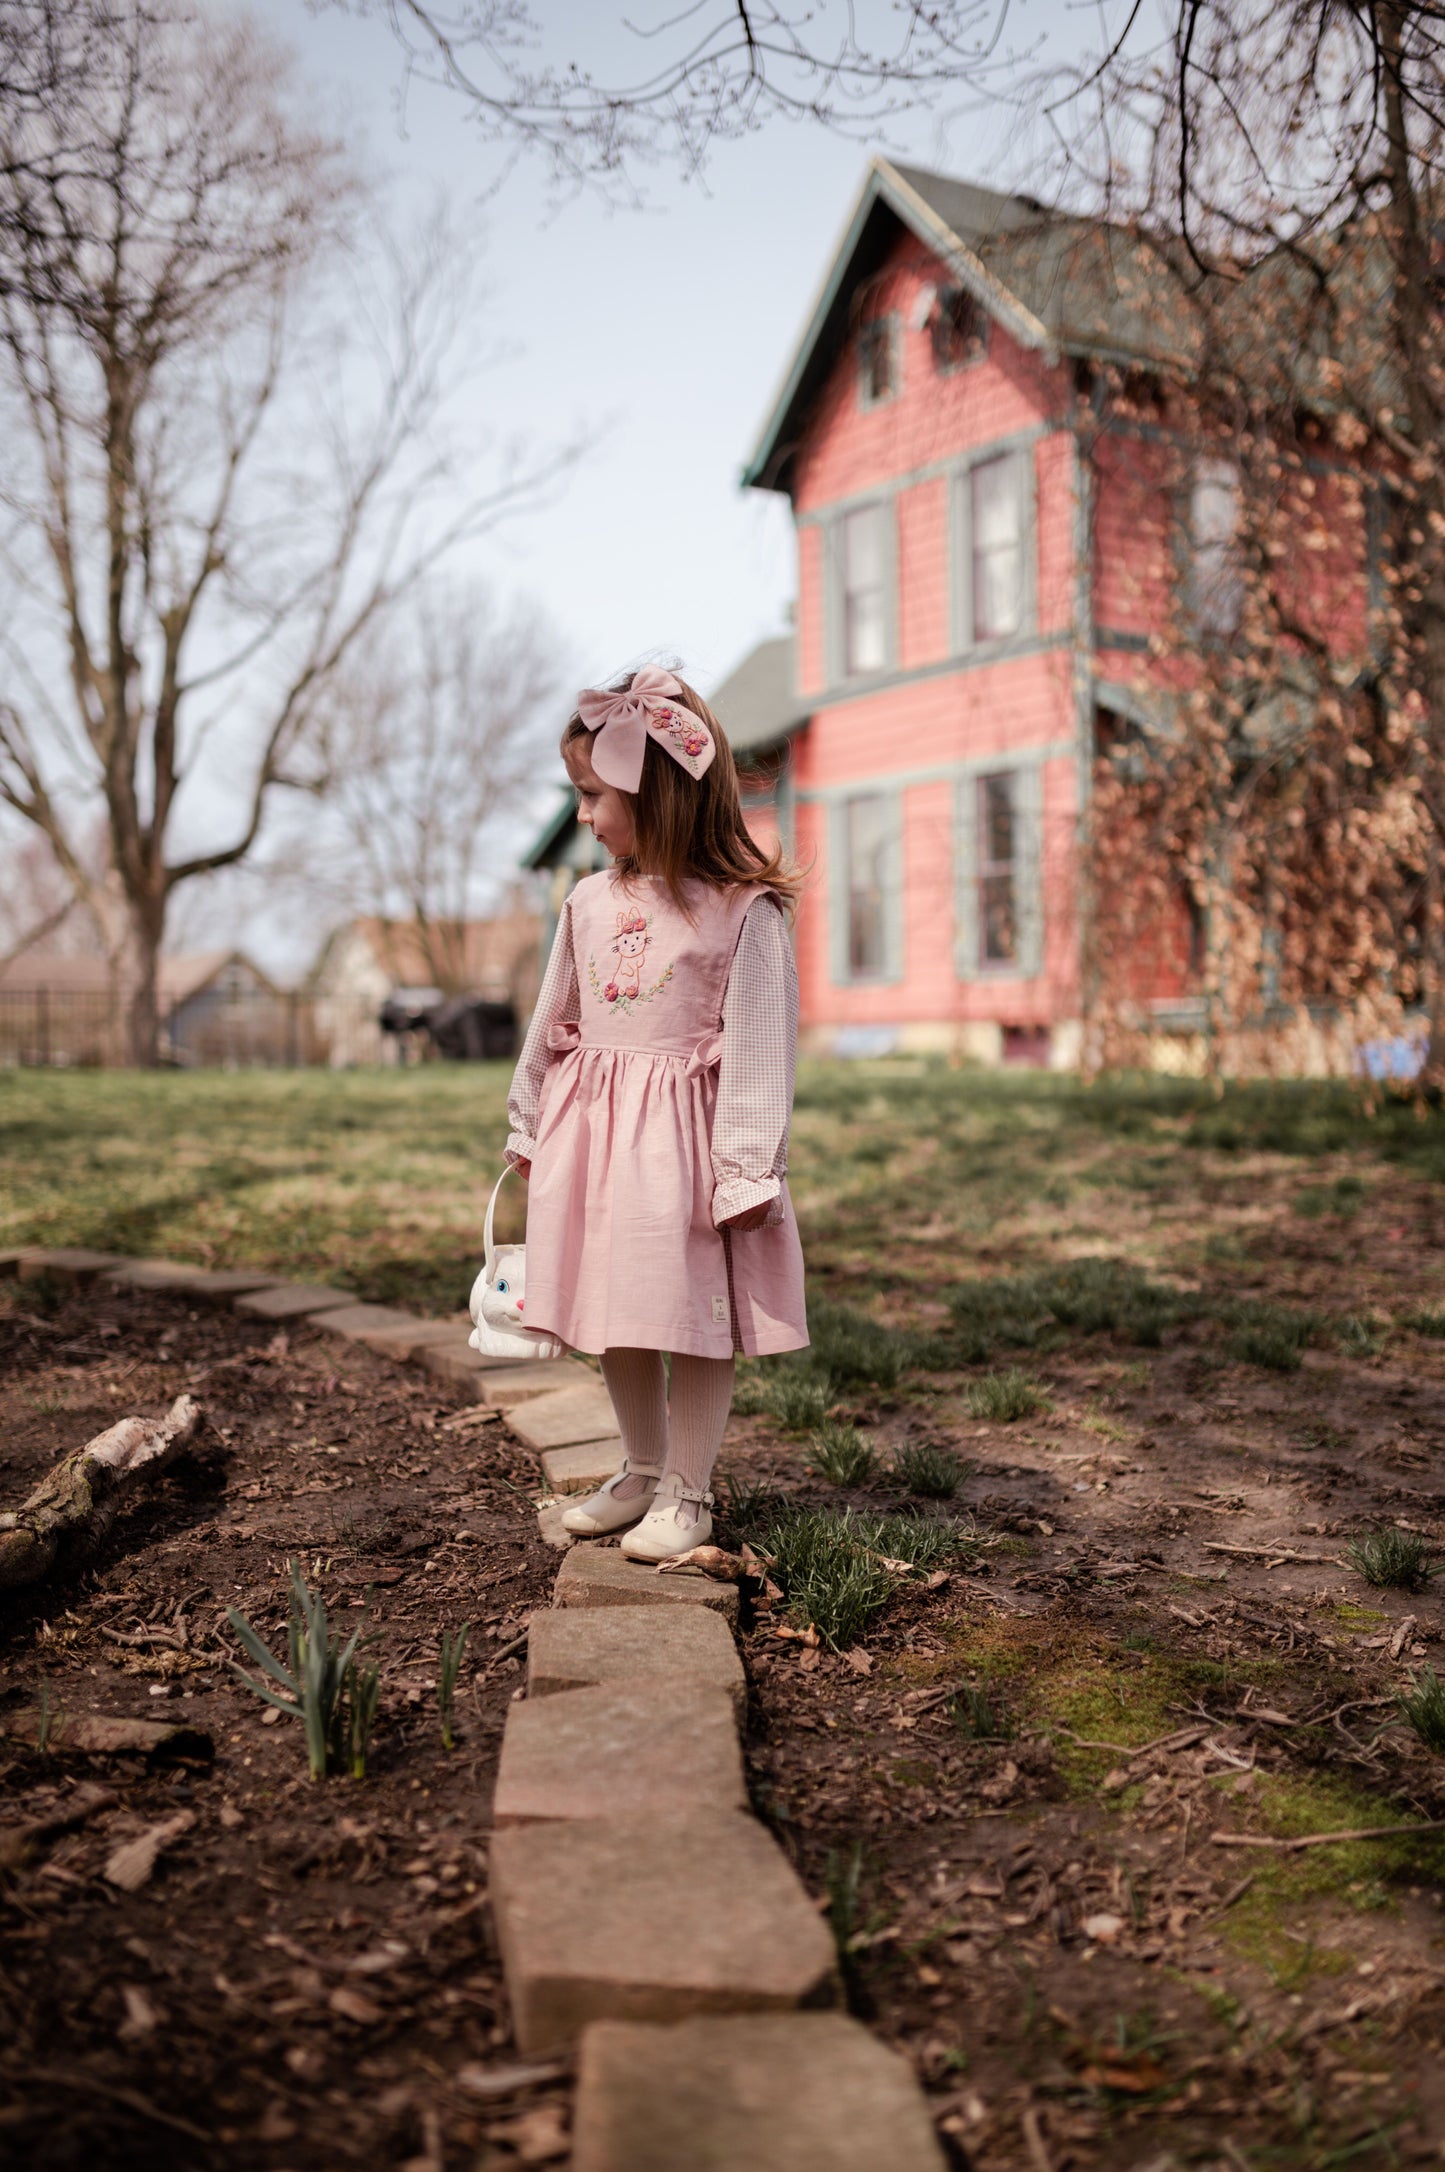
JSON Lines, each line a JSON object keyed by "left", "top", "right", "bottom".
{"left": 745, "top": 157, "right": 1195, "bottom": 500}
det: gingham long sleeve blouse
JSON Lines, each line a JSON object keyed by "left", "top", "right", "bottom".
{"left": 505, "top": 893, "right": 797, "bottom": 1228}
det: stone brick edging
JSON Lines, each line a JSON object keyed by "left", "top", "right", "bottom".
{"left": 3, "top": 1246, "right": 949, "bottom": 2167}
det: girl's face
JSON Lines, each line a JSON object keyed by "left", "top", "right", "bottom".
{"left": 567, "top": 738, "right": 636, "bottom": 860}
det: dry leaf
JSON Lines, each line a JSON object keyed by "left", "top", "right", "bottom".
{"left": 328, "top": 1985, "right": 383, "bottom": 2025}
{"left": 104, "top": 1809, "right": 195, "bottom": 1892}
{"left": 656, "top": 1544, "right": 745, "bottom": 1581}
{"left": 1081, "top": 1912, "right": 1126, "bottom": 1944}
{"left": 485, "top": 2103, "right": 569, "bottom": 2164}
{"left": 117, "top": 1984, "right": 161, "bottom": 2041}
{"left": 1080, "top": 2054, "right": 1164, "bottom": 2094}
{"left": 798, "top": 1644, "right": 822, "bottom": 1672}
{"left": 455, "top": 2059, "right": 567, "bottom": 2100}
{"left": 844, "top": 1647, "right": 874, "bottom": 1675}
{"left": 348, "top": 1942, "right": 410, "bottom": 1975}
{"left": 925, "top": 1569, "right": 950, "bottom": 1591}
{"left": 979, "top": 1759, "right": 1019, "bottom": 1805}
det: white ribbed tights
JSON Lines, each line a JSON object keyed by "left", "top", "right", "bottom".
{"left": 598, "top": 1347, "right": 735, "bottom": 1522}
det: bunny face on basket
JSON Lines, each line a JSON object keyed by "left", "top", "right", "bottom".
{"left": 476, "top": 1248, "right": 526, "bottom": 1329}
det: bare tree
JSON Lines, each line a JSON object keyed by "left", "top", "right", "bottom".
{"left": 299, "top": 584, "right": 560, "bottom": 990}
{"left": 1007, "top": 2, "right": 1445, "bottom": 1077}
{"left": 0, "top": 0, "right": 569, "bottom": 1062}
{"left": 327, "top": 0, "right": 1014, "bottom": 194}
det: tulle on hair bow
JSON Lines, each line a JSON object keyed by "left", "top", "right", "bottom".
{"left": 576, "top": 666, "right": 716, "bottom": 792}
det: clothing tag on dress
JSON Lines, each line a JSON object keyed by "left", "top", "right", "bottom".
{"left": 711, "top": 1295, "right": 729, "bottom": 1324}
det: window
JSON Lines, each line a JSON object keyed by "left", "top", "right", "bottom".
{"left": 845, "top": 794, "right": 893, "bottom": 979}
{"left": 977, "top": 772, "right": 1018, "bottom": 968}
{"left": 858, "top": 318, "right": 896, "bottom": 406}
{"left": 971, "top": 453, "right": 1026, "bottom": 642}
{"left": 958, "top": 764, "right": 1043, "bottom": 981}
{"left": 841, "top": 503, "right": 889, "bottom": 676}
{"left": 932, "top": 286, "right": 986, "bottom": 370}
{"left": 1191, "top": 458, "right": 1242, "bottom": 637}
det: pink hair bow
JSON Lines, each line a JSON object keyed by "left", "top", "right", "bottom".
{"left": 576, "top": 666, "right": 716, "bottom": 792}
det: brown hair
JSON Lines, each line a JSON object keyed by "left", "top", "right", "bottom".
{"left": 562, "top": 670, "right": 805, "bottom": 916}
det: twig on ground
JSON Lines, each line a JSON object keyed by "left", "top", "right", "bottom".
{"left": 1206, "top": 1874, "right": 1256, "bottom": 1917}
{"left": 481, "top": 1630, "right": 529, "bottom": 1672}
{"left": 1204, "top": 1542, "right": 1345, "bottom": 1565}
{"left": 1210, "top": 1820, "right": 1445, "bottom": 1851}
{"left": 1052, "top": 1722, "right": 1209, "bottom": 1759}
{"left": 1020, "top": 2105, "right": 1055, "bottom": 2172}
{"left": 24, "top": 2066, "right": 210, "bottom": 2143}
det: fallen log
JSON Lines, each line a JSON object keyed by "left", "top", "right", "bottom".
{"left": 0, "top": 1711, "right": 213, "bottom": 1760}
{"left": 0, "top": 1395, "right": 203, "bottom": 1591}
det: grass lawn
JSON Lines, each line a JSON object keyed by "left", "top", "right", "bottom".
{"left": 5, "top": 1058, "right": 1445, "bottom": 1316}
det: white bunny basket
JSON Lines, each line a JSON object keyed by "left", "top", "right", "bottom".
{"left": 467, "top": 1167, "right": 566, "bottom": 1362}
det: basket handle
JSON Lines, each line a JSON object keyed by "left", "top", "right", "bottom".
{"left": 483, "top": 1165, "right": 516, "bottom": 1277}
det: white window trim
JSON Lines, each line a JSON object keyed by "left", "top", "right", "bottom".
{"left": 829, "top": 790, "right": 905, "bottom": 987}
{"left": 857, "top": 312, "right": 901, "bottom": 411}
{"left": 954, "top": 760, "right": 1044, "bottom": 983}
{"left": 823, "top": 495, "right": 898, "bottom": 690}
{"left": 950, "top": 443, "right": 1038, "bottom": 654}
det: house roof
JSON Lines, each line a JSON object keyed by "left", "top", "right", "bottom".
{"left": 710, "top": 634, "right": 810, "bottom": 756}
{"left": 743, "top": 156, "right": 1198, "bottom": 494}
{"left": 0, "top": 949, "right": 275, "bottom": 1000}
{"left": 322, "top": 913, "right": 541, "bottom": 992}
{"left": 522, "top": 792, "right": 586, "bottom": 873}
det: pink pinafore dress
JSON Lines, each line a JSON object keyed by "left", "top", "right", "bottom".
{"left": 522, "top": 871, "right": 809, "bottom": 1359}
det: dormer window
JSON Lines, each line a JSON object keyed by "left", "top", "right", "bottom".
{"left": 932, "top": 285, "right": 986, "bottom": 370}
{"left": 858, "top": 317, "right": 897, "bottom": 408}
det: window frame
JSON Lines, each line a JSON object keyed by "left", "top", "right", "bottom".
{"left": 824, "top": 494, "right": 897, "bottom": 688}
{"left": 976, "top": 770, "right": 1021, "bottom": 973}
{"left": 954, "top": 759, "right": 1044, "bottom": 983}
{"left": 951, "top": 443, "right": 1037, "bottom": 654}
{"left": 829, "top": 789, "right": 904, "bottom": 987}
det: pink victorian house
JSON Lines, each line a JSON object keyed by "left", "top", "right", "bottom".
{"left": 739, "top": 156, "right": 1155, "bottom": 1065}
{"left": 529, "top": 156, "right": 1367, "bottom": 1057}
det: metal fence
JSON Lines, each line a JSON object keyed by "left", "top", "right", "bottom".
{"left": 0, "top": 986, "right": 448, "bottom": 1069}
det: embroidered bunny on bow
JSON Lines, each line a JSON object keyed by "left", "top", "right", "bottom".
{"left": 606, "top": 909, "right": 650, "bottom": 1002}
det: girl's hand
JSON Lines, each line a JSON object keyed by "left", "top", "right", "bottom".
{"left": 722, "top": 1202, "right": 770, "bottom": 1232}
{"left": 514, "top": 1159, "right": 531, "bottom": 1181}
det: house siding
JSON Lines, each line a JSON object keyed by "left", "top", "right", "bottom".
{"left": 779, "top": 226, "right": 1083, "bottom": 1058}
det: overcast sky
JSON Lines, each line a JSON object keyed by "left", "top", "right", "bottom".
{"left": 190, "top": 0, "right": 1097, "bottom": 969}
{"left": 252, "top": 1, "right": 1092, "bottom": 686}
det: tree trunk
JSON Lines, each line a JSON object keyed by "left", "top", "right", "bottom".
{"left": 121, "top": 892, "right": 165, "bottom": 1068}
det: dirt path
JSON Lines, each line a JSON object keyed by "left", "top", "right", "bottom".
{"left": 0, "top": 1281, "right": 562, "bottom": 2171}
{"left": 4, "top": 1247, "right": 1445, "bottom": 2170}
{"left": 717, "top": 1316, "right": 1445, "bottom": 2170}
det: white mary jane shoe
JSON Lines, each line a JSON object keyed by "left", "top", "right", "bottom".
{"left": 619, "top": 1472, "right": 714, "bottom": 1562}
{"left": 560, "top": 1458, "right": 662, "bottom": 1537}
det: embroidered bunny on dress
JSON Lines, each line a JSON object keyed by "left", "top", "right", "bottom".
{"left": 605, "top": 909, "right": 650, "bottom": 1003}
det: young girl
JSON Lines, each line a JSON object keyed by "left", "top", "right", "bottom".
{"left": 504, "top": 664, "right": 808, "bottom": 1562}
